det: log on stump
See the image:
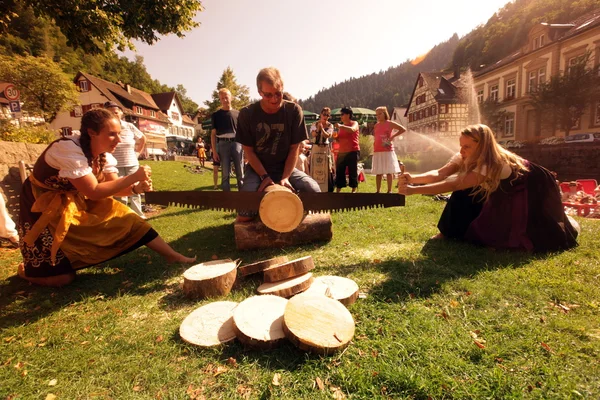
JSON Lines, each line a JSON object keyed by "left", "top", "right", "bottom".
{"left": 238, "top": 256, "right": 289, "bottom": 278}
{"left": 179, "top": 301, "right": 238, "bottom": 347}
{"left": 232, "top": 295, "right": 288, "bottom": 349}
{"left": 263, "top": 256, "right": 315, "bottom": 283}
{"left": 305, "top": 276, "right": 359, "bottom": 306}
{"left": 259, "top": 185, "right": 304, "bottom": 232}
{"left": 283, "top": 292, "right": 355, "bottom": 355}
{"left": 257, "top": 272, "right": 314, "bottom": 298}
{"left": 234, "top": 213, "right": 332, "bottom": 251}
{"left": 182, "top": 259, "right": 237, "bottom": 299}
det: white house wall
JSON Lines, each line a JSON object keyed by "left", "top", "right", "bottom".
{"left": 50, "top": 77, "right": 107, "bottom": 132}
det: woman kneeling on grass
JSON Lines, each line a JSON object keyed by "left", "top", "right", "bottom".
{"left": 18, "top": 109, "right": 196, "bottom": 287}
{"left": 398, "top": 124, "right": 578, "bottom": 252}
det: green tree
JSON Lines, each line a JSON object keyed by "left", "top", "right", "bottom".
{"left": 529, "top": 52, "right": 600, "bottom": 136}
{"left": 175, "top": 84, "right": 199, "bottom": 115}
{"left": 478, "top": 99, "right": 509, "bottom": 135}
{"left": 0, "top": 0, "right": 204, "bottom": 54}
{"left": 204, "top": 67, "right": 250, "bottom": 115}
{"left": 0, "top": 55, "right": 79, "bottom": 122}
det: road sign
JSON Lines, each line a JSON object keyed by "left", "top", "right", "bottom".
{"left": 4, "top": 84, "right": 20, "bottom": 101}
{"left": 9, "top": 101, "right": 21, "bottom": 113}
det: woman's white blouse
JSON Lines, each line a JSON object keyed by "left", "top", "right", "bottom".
{"left": 448, "top": 152, "right": 511, "bottom": 179}
{"left": 45, "top": 138, "right": 119, "bottom": 179}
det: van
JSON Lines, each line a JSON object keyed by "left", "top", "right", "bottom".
{"left": 564, "top": 132, "right": 600, "bottom": 143}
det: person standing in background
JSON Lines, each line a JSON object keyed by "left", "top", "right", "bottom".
{"left": 372, "top": 106, "right": 406, "bottom": 193}
{"left": 334, "top": 107, "right": 360, "bottom": 193}
{"left": 104, "top": 101, "right": 147, "bottom": 218}
{"left": 211, "top": 88, "right": 244, "bottom": 191}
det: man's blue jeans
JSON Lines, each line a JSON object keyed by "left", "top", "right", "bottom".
{"left": 217, "top": 140, "right": 244, "bottom": 191}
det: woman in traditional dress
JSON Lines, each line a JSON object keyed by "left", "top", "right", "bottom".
{"left": 372, "top": 106, "right": 406, "bottom": 193}
{"left": 18, "top": 109, "right": 195, "bottom": 287}
{"left": 334, "top": 107, "right": 361, "bottom": 193}
{"left": 398, "top": 124, "right": 578, "bottom": 252}
{"left": 309, "top": 107, "right": 334, "bottom": 192}
{"left": 196, "top": 137, "right": 206, "bottom": 167}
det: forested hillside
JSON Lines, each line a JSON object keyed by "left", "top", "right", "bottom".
{"left": 300, "top": 0, "right": 599, "bottom": 113}
{"left": 0, "top": 2, "right": 199, "bottom": 114}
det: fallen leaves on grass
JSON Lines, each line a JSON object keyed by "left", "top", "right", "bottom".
{"left": 186, "top": 384, "right": 205, "bottom": 400}
{"left": 236, "top": 385, "right": 252, "bottom": 399}
{"left": 226, "top": 357, "right": 237, "bottom": 367}
{"left": 541, "top": 342, "right": 553, "bottom": 353}
{"left": 473, "top": 340, "right": 486, "bottom": 349}
{"left": 330, "top": 385, "right": 347, "bottom": 399}
{"left": 48, "top": 379, "right": 57, "bottom": 386}
{"left": 45, "top": 394, "right": 57, "bottom": 400}
{"left": 315, "top": 377, "right": 324, "bottom": 391}
{"left": 272, "top": 373, "right": 281, "bottom": 386}
{"left": 155, "top": 335, "right": 164, "bottom": 343}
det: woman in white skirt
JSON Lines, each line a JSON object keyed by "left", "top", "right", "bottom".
{"left": 372, "top": 107, "right": 406, "bottom": 193}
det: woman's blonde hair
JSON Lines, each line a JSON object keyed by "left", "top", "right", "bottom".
{"left": 376, "top": 106, "right": 389, "bottom": 120}
{"left": 460, "top": 124, "right": 528, "bottom": 202}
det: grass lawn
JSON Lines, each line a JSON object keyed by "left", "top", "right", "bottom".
{"left": 1, "top": 160, "right": 599, "bottom": 399}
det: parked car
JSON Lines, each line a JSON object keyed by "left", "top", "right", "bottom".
{"left": 564, "top": 132, "right": 600, "bottom": 143}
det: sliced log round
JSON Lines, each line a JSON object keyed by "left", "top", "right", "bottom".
{"left": 182, "top": 259, "right": 237, "bottom": 299}
{"left": 232, "top": 295, "right": 288, "bottom": 349}
{"left": 256, "top": 272, "right": 314, "bottom": 298}
{"left": 305, "top": 276, "right": 359, "bottom": 306}
{"left": 179, "top": 301, "right": 238, "bottom": 347}
{"left": 263, "top": 255, "right": 315, "bottom": 283}
{"left": 238, "top": 256, "right": 290, "bottom": 278}
{"left": 259, "top": 184, "right": 305, "bottom": 233}
{"left": 283, "top": 292, "right": 355, "bottom": 355}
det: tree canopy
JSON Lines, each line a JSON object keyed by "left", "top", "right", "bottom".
{"left": 204, "top": 67, "right": 251, "bottom": 115}
{"left": 0, "top": 0, "right": 204, "bottom": 54}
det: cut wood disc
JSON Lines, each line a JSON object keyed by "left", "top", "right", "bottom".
{"left": 283, "top": 292, "right": 355, "bottom": 355}
{"left": 238, "top": 256, "right": 290, "bottom": 277}
{"left": 232, "top": 295, "right": 288, "bottom": 349}
{"left": 256, "top": 272, "right": 314, "bottom": 298}
{"left": 305, "top": 276, "right": 359, "bottom": 306}
{"left": 179, "top": 301, "right": 238, "bottom": 347}
{"left": 182, "top": 259, "right": 237, "bottom": 299}
{"left": 259, "top": 185, "right": 304, "bottom": 233}
{"left": 263, "top": 255, "right": 315, "bottom": 283}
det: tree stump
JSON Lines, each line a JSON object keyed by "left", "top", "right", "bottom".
{"left": 305, "top": 276, "right": 359, "bottom": 306}
{"left": 263, "top": 256, "right": 315, "bottom": 283}
{"left": 182, "top": 259, "right": 237, "bottom": 299}
{"left": 238, "top": 256, "right": 289, "bottom": 278}
{"left": 234, "top": 213, "right": 332, "bottom": 250}
{"left": 232, "top": 295, "right": 288, "bottom": 349}
{"left": 259, "top": 184, "right": 304, "bottom": 232}
{"left": 257, "top": 272, "right": 314, "bottom": 298}
{"left": 282, "top": 292, "right": 355, "bottom": 355}
{"left": 179, "top": 301, "right": 238, "bottom": 347}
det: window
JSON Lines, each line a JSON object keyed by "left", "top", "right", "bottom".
{"left": 538, "top": 67, "right": 546, "bottom": 84}
{"left": 568, "top": 55, "right": 585, "bottom": 75}
{"left": 477, "top": 89, "right": 484, "bottom": 103}
{"left": 150, "top": 110, "right": 156, "bottom": 118}
{"left": 504, "top": 114, "right": 515, "bottom": 136}
{"left": 134, "top": 106, "right": 143, "bottom": 114}
{"left": 505, "top": 79, "right": 516, "bottom": 100}
{"left": 440, "top": 121, "right": 448, "bottom": 132}
{"left": 490, "top": 85, "right": 499, "bottom": 101}
{"left": 528, "top": 71, "right": 537, "bottom": 92}
{"left": 78, "top": 80, "right": 89, "bottom": 92}
{"left": 539, "top": 34, "right": 544, "bottom": 47}
{"left": 72, "top": 106, "right": 83, "bottom": 117}
{"left": 432, "top": 105, "right": 437, "bottom": 115}
{"left": 533, "top": 37, "right": 539, "bottom": 50}
{"left": 595, "top": 102, "right": 600, "bottom": 125}
{"left": 171, "top": 111, "right": 180, "bottom": 121}
{"left": 90, "top": 103, "right": 102, "bottom": 109}
{"left": 425, "top": 108, "right": 430, "bottom": 117}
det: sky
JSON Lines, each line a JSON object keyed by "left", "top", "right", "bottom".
{"left": 123, "top": 0, "right": 513, "bottom": 108}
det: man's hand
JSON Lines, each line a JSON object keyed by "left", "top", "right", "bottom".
{"left": 213, "top": 152, "right": 220, "bottom": 163}
{"left": 258, "top": 177, "right": 274, "bottom": 192}
{"left": 279, "top": 178, "right": 294, "bottom": 191}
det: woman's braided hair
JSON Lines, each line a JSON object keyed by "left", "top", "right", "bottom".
{"left": 80, "top": 108, "right": 117, "bottom": 182}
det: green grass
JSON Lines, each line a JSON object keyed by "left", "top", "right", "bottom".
{"left": 1, "top": 160, "right": 599, "bottom": 399}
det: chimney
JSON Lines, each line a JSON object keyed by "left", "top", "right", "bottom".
{"left": 453, "top": 65, "right": 460, "bottom": 80}
{"left": 125, "top": 84, "right": 131, "bottom": 94}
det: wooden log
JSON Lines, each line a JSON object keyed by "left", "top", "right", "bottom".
{"left": 259, "top": 184, "right": 305, "bottom": 232}
{"left": 257, "top": 272, "right": 314, "bottom": 298}
{"left": 282, "top": 293, "right": 355, "bottom": 355}
{"left": 263, "top": 256, "right": 315, "bottom": 283}
{"left": 232, "top": 295, "right": 288, "bottom": 349}
{"left": 305, "top": 276, "right": 359, "bottom": 306}
{"left": 182, "top": 259, "right": 237, "bottom": 299}
{"left": 234, "top": 213, "right": 332, "bottom": 251}
{"left": 179, "top": 301, "right": 238, "bottom": 347}
{"left": 238, "top": 256, "right": 289, "bottom": 278}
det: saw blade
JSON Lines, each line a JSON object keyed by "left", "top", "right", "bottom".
{"left": 144, "top": 190, "right": 265, "bottom": 212}
{"left": 298, "top": 192, "right": 405, "bottom": 212}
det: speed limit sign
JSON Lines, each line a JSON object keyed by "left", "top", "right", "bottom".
{"left": 4, "top": 84, "right": 20, "bottom": 101}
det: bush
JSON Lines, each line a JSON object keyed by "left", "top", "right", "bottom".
{"left": 0, "top": 121, "right": 57, "bottom": 144}
{"left": 358, "top": 134, "right": 373, "bottom": 162}
{"left": 399, "top": 155, "right": 420, "bottom": 171}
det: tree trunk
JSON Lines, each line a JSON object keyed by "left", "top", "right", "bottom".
{"left": 182, "top": 259, "right": 237, "bottom": 299}
{"left": 179, "top": 301, "right": 238, "bottom": 347}
{"left": 258, "top": 184, "right": 304, "bottom": 232}
{"left": 238, "top": 256, "right": 289, "bottom": 278}
{"left": 263, "top": 256, "right": 315, "bottom": 283}
{"left": 232, "top": 295, "right": 288, "bottom": 349}
{"left": 257, "top": 272, "right": 314, "bottom": 298}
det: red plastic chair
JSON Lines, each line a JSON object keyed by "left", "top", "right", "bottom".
{"left": 560, "top": 182, "right": 582, "bottom": 193}
{"left": 576, "top": 179, "right": 598, "bottom": 195}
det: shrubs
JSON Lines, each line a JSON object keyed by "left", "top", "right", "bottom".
{"left": 0, "top": 121, "right": 57, "bottom": 144}
{"left": 358, "top": 134, "right": 373, "bottom": 162}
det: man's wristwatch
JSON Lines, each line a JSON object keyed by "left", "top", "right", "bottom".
{"left": 260, "top": 173, "right": 270, "bottom": 181}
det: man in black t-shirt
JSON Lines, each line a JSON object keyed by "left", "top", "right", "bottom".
{"left": 236, "top": 67, "right": 320, "bottom": 219}
{"left": 211, "top": 88, "right": 244, "bottom": 191}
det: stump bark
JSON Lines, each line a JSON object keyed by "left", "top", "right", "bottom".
{"left": 234, "top": 213, "right": 332, "bottom": 250}
{"left": 263, "top": 256, "right": 315, "bottom": 283}
{"left": 232, "top": 295, "right": 288, "bottom": 349}
{"left": 238, "top": 256, "right": 289, "bottom": 278}
{"left": 182, "top": 259, "right": 237, "bottom": 299}
{"left": 179, "top": 301, "right": 238, "bottom": 347}
{"left": 256, "top": 272, "right": 314, "bottom": 298}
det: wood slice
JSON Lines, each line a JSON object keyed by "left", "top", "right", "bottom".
{"left": 179, "top": 301, "right": 238, "bottom": 347}
{"left": 182, "top": 259, "right": 237, "bottom": 299}
{"left": 283, "top": 292, "right": 355, "bottom": 355}
{"left": 238, "top": 256, "right": 289, "bottom": 277}
{"left": 232, "top": 295, "right": 288, "bottom": 349}
{"left": 256, "top": 272, "right": 314, "bottom": 298}
{"left": 263, "top": 255, "right": 315, "bottom": 283}
{"left": 305, "top": 276, "right": 359, "bottom": 306}
{"left": 259, "top": 184, "right": 305, "bottom": 233}
{"left": 234, "top": 213, "right": 332, "bottom": 251}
